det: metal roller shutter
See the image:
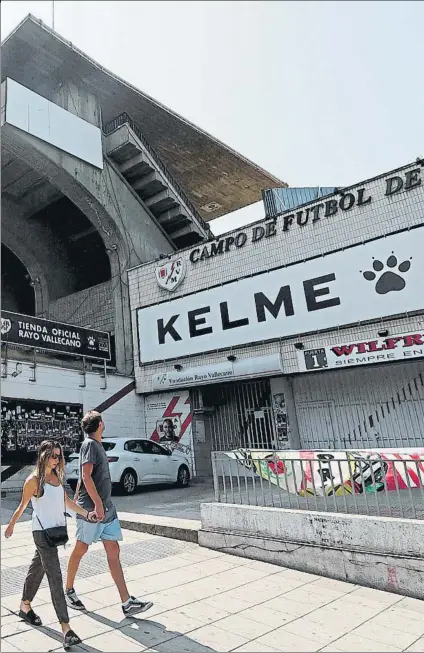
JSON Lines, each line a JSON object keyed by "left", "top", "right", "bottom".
{"left": 294, "top": 361, "right": 424, "bottom": 449}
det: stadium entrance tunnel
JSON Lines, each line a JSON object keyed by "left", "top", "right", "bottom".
{"left": 1, "top": 244, "right": 35, "bottom": 315}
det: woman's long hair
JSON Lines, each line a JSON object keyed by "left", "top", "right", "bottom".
{"left": 34, "top": 440, "right": 65, "bottom": 498}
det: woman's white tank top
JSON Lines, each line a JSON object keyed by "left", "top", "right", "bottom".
{"left": 31, "top": 481, "right": 66, "bottom": 532}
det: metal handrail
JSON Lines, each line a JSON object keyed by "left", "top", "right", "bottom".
{"left": 211, "top": 449, "right": 424, "bottom": 520}
{"left": 103, "top": 112, "right": 210, "bottom": 235}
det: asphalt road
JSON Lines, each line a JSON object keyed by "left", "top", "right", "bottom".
{"left": 3, "top": 478, "right": 422, "bottom": 522}
{"left": 112, "top": 481, "right": 215, "bottom": 520}
{"left": 1, "top": 482, "right": 216, "bottom": 524}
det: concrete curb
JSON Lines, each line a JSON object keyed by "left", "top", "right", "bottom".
{"left": 200, "top": 503, "right": 424, "bottom": 599}
{"left": 117, "top": 511, "right": 201, "bottom": 543}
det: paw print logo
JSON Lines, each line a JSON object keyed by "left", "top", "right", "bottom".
{"left": 362, "top": 254, "right": 411, "bottom": 295}
{"left": 88, "top": 336, "right": 96, "bottom": 347}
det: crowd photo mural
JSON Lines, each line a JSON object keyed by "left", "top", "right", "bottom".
{"left": 144, "top": 390, "right": 195, "bottom": 474}
{"left": 1, "top": 397, "right": 84, "bottom": 464}
{"left": 227, "top": 448, "right": 424, "bottom": 496}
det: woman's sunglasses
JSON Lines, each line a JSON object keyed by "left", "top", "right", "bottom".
{"left": 50, "top": 453, "right": 62, "bottom": 461}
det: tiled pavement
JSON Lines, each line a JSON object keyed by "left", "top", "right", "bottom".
{"left": 2, "top": 520, "right": 424, "bottom": 652}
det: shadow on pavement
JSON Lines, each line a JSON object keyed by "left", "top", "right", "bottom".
{"left": 31, "top": 623, "right": 102, "bottom": 652}
{"left": 86, "top": 609, "right": 216, "bottom": 652}
{"left": 1, "top": 501, "right": 32, "bottom": 526}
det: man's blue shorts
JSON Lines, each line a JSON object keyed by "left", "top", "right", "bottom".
{"left": 76, "top": 517, "right": 123, "bottom": 545}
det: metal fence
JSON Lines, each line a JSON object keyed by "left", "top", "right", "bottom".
{"left": 211, "top": 450, "right": 424, "bottom": 520}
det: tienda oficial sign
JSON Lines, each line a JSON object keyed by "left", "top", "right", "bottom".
{"left": 1, "top": 311, "right": 111, "bottom": 360}
{"left": 297, "top": 331, "right": 424, "bottom": 372}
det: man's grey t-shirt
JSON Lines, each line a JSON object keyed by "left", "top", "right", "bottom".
{"left": 76, "top": 438, "right": 117, "bottom": 523}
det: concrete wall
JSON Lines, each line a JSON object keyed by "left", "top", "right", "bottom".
{"left": 42, "top": 80, "right": 174, "bottom": 267}
{"left": 52, "top": 81, "right": 102, "bottom": 129}
{"left": 48, "top": 281, "right": 114, "bottom": 333}
{"left": 2, "top": 78, "right": 175, "bottom": 374}
{"left": 1, "top": 357, "right": 145, "bottom": 492}
{"left": 199, "top": 503, "right": 424, "bottom": 599}
{"left": 143, "top": 390, "right": 195, "bottom": 476}
{"left": 1, "top": 358, "right": 145, "bottom": 440}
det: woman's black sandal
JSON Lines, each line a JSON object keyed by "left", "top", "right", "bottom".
{"left": 64, "top": 629, "right": 82, "bottom": 650}
{"left": 18, "top": 608, "right": 42, "bottom": 626}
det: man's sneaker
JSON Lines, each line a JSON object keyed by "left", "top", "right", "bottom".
{"left": 122, "top": 596, "right": 153, "bottom": 617}
{"left": 65, "top": 588, "right": 86, "bottom": 611}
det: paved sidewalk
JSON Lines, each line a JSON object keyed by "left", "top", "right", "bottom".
{"left": 2, "top": 520, "right": 424, "bottom": 652}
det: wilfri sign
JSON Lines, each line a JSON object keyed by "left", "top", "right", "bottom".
{"left": 137, "top": 228, "right": 422, "bottom": 363}
{"left": 298, "top": 331, "right": 424, "bottom": 372}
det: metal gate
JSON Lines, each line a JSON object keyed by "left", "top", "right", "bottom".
{"left": 202, "top": 380, "right": 276, "bottom": 451}
{"left": 294, "top": 360, "right": 424, "bottom": 449}
{"left": 296, "top": 401, "right": 339, "bottom": 449}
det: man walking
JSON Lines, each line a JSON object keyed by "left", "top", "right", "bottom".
{"left": 65, "top": 410, "right": 153, "bottom": 616}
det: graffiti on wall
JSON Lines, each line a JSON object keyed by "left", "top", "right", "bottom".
{"left": 228, "top": 448, "right": 424, "bottom": 496}
{"left": 144, "top": 391, "right": 195, "bottom": 472}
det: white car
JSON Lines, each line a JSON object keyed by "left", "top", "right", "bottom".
{"left": 65, "top": 438, "right": 191, "bottom": 495}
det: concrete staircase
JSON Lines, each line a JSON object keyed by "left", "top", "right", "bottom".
{"left": 104, "top": 113, "right": 211, "bottom": 249}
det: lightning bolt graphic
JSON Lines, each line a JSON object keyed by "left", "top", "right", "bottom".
{"left": 151, "top": 395, "right": 192, "bottom": 442}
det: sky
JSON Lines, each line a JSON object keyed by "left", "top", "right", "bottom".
{"left": 2, "top": 1, "right": 424, "bottom": 235}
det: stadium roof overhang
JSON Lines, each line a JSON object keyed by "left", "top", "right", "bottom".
{"left": 1, "top": 14, "right": 287, "bottom": 222}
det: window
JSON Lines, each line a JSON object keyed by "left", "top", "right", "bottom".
{"left": 140, "top": 441, "right": 154, "bottom": 454}
{"left": 102, "top": 442, "right": 116, "bottom": 452}
{"left": 124, "top": 440, "right": 144, "bottom": 454}
{"left": 151, "top": 443, "right": 169, "bottom": 456}
{"left": 124, "top": 440, "right": 169, "bottom": 455}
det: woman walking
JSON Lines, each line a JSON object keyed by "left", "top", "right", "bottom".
{"left": 5, "top": 440, "right": 96, "bottom": 650}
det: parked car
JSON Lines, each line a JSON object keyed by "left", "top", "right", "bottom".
{"left": 65, "top": 438, "right": 191, "bottom": 495}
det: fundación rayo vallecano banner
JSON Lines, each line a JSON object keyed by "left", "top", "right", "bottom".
{"left": 137, "top": 227, "right": 423, "bottom": 363}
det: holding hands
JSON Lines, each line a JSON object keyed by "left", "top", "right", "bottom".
{"left": 93, "top": 502, "right": 105, "bottom": 522}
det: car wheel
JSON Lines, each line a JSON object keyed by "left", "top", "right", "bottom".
{"left": 119, "top": 469, "right": 137, "bottom": 495}
{"left": 176, "top": 465, "right": 190, "bottom": 488}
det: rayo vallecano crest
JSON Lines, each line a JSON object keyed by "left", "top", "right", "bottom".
{"left": 155, "top": 257, "right": 186, "bottom": 291}
{"left": 1, "top": 317, "right": 12, "bottom": 335}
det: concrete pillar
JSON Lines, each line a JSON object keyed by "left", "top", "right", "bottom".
{"left": 270, "top": 376, "right": 301, "bottom": 449}
{"left": 192, "top": 413, "right": 213, "bottom": 480}
{"left": 107, "top": 250, "right": 133, "bottom": 374}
